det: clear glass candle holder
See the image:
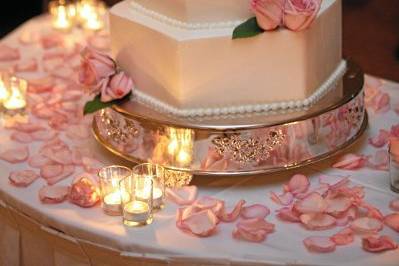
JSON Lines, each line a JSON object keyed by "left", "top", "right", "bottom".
{"left": 132, "top": 163, "right": 165, "bottom": 210}
{"left": 120, "top": 175, "right": 153, "bottom": 227}
{"left": 98, "top": 165, "right": 132, "bottom": 216}
{"left": 389, "top": 138, "right": 399, "bottom": 193}
{"left": 3, "top": 76, "right": 27, "bottom": 112}
{"left": 49, "top": 0, "right": 75, "bottom": 31}
{"left": 0, "top": 72, "right": 11, "bottom": 106}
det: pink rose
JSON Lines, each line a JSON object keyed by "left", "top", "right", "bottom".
{"left": 100, "top": 71, "right": 134, "bottom": 102}
{"left": 78, "top": 47, "right": 116, "bottom": 90}
{"left": 283, "top": 0, "right": 322, "bottom": 31}
{"left": 251, "top": 0, "right": 285, "bottom": 31}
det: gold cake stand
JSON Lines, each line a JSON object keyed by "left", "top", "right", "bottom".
{"left": 93, "top": 60, "right": 367, "bottom": 176}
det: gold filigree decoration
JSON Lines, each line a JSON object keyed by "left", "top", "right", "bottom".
{"left": 99, "top": 110, "right": 139, "bottom": 144}
{"left": 345, "top": 97, "right": 364, "bottom": 127}
{"left": 164, "top": 169, "right": 193, "bottom": 188}
{"left": 212, "top": 130, "right": 285, "bottom": 164}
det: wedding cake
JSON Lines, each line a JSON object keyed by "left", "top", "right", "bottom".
{"left": 109, "top": 0, "right": 345, "bottom": 117}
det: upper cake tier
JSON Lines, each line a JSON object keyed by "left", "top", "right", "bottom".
{"left": 110, "top": 0, "right": 344, "bottom": 117}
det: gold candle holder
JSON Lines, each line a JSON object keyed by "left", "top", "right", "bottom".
{"left": 120, "top": 175, "right": 153, "bottom": 227}
{"left": 49, "top": 0, "right": 75, "bottom": 31}
{"left": 3, "top": 76, "right": 27, "bottom": 112}
{"left": 99, "top": 165, "right": 131, "bottom": 216}
{"left": 132, "top": 163, "right": 165, "bottom": 210}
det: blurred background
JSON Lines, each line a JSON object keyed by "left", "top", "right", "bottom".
{"left": 0, "top": 0, "right": 398, "bottom": 81}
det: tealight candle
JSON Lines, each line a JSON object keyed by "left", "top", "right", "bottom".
{"left": 136, "top": 186, "right": 163, "bottom": 209}
{"left": 103, "top": 190, "right": 130, "bottom": 214}
{"left": 0, "top": 75, "right": 10, "bottom": 104}
{"left": 49, "top": 1, "right": 74, "bottom": 31}
{"left": 3, "top": 77, "right": 27, "bottom": 111}
{"left": 123, "top": 201, "right": 152, "bottom": 226}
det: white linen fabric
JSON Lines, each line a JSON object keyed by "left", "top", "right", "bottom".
{"left": 0, "top": 15, "right": 399, "bottom": 266}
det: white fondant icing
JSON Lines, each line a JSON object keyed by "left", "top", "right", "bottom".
{"left": 132, "top": 60, "right": 347, "bottom": 117}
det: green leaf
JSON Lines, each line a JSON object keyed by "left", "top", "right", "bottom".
{"left": 83, "top": 92, "right": 132, "bottom": 115}
{"left": 232, "top": 17, "right": 264, "bottom": 39}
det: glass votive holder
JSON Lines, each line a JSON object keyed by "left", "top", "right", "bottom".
{"left": 132, "top": 163, "right": 165, "bottom": 210}
{"left": 98, "top": 165, "right": 132, "bottom": 216}
{"left": 49, "top": 0, "right": 75, "bottom": 31}
{"left": 120, "top": 175, "right": 153, "bottom": 227}
{"left": 3, "top": 76, "right": 27, "bottom": 112}
{"left": 0, "top": 72, "right": 11, "bottom": 105}
{"left": 389, "top": 138, "right": 399, "bottom": 193}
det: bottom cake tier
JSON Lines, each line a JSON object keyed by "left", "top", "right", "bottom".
{"left": 93, "top": 60, "right": 367, "bottom": 176}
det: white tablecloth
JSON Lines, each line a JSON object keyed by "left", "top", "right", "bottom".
{"left": 0, "top": 15, "right": 399, "bottom": 266}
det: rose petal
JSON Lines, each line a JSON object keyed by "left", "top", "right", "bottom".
{"left": 389, "top": 199, "right": 399, "bottom": 212}
{"left": 9, "top": 170, "right": 39, "bottom": 187}
{"left": 335, "top": 206, "right": 358, "bottom": 226}
{"left": 368, "top": 129, "right": 390, "bottom": 148}
{"left": 14, "top": 58, "right": 38, "bottom": 72}
{"left": 219, "top": 199, "right": 246, "bottom": 222}
{"left": 285, "top": 174, "right": 310, "bottom": 195}
{"left": 332, "top": 153, "right": 367, "bottom": 170}
{"left": 176, "top": 208, "right": 218, "bottom": 237}
{"left": 232, "top": 227, "right": 268, "bottom": 243}
{"left": 300, "top": 213, "right": 336, "bottom": 230}
{"left": 30, "top": 130, "right": 58, "bottom": 141}
{"left": 351, "top": 217, "right": 383, "bottom": 234}
{"left": 330, "top": 227, "right": 354, "bottom": 246}
{"left": 166, "top": 186, "right": 198, "bottom": 206}
{"left": 366, "top": 150, "right": 389, "bottom": 171}
{"left": 40, "top": 164, "right": 64, "bottom": 179}
{"left": 325, "top": 196, "right": 352, "bottom": 216}
{"left": 39, "top": 185, "right": 69, "bottom": 204}
{"left": 303, "top": 236, "right": 336, "bottom": 253}
{"left": 241, "top": 204, "right": 270, "bottom": 219}
{"left": 358, "top": 202, "right": 384, "bottom": 221}
{"left": 69, "top": 174, "right": 100, "bottom": 208}
{"left": 65, "top": 124, "right": 91, "bottom": 140}
{"left": 237, "top": 218, "right": 275, "bottom": 234}
{"left": 0, "top": 146, "right": 29, "bottom": 163}
{"left": 384, "top": 213, "right": 399, "bottom": 232}
{"left": 362, "top": 235, "right": 398, "bottom": 253}
{"left": 46, "top": 165, "right": 75, "bottom": 185}
{"left": 28, "top": 76, "right": 54, "bottom": 93}
{"left": 270, "top": 191, "right": 294, "bottom": 206}
{"left": 82, "top": 157, "right": 103, "bottom": 174}
{"left": 0, "top": 44, "right": 20, "bottom": 61}
{"left": 6, "top": 122, "right": 45, "bottom": 133}
{"left": 294, "top": 192, "right": 327, "bottom": 214}
{"left": 10, "top": 132, "right": 33, "bottom": 143}
{"left": 276, "top": 206, "right": 301, "bottom": 223}
{"left": 318, "top": 175, "right": 350, "bottom": 190}
{"left": 28, "top": 153, "right": 53, "bottom": 168}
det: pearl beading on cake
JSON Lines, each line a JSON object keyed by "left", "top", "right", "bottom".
{"left": 129, "top": 1, "right": 243, "bottom": 30}
{"left": 132, "top": 60, "right": 348, "bottom": 117}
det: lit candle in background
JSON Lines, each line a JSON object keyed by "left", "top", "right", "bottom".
{"left": 77, "top": 0, "right": 105, "bottom": 30}
{"left": 0, "top": 78, "right": 10, "bottom": 104}
{"left": 103, "top": 190, "right": 130, "bottom": 213}
{"left": 123, "top": 201, "right": 151, "bottom": 225}
{"left": 136, "top": 177, "right": 163, "bottom": 209}
{"left": 49, "top": 1, "right": 74, "bottom": 31}
{"left": 167, "top": 128, "right": 194, "bottom": 167}
{"left": 3, "top": 77, "right": 27, "bottom": 111}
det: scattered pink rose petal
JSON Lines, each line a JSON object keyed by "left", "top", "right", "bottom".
{"left": 176, "top": 208, "right": 218, "bottom": 237}
{"left": 241, "top": 204, "right": 270, "bottom": 219}
{"left": 28, "top": 76, "right": 54, "bottom": 93}
{"left": 358, "top": 202, "right": 384, "bottom": 221}
{"left": 14, "top": 58, "right": 38, "bottom": 72}
{"left": 389, "top": 199, "right": 399, "bottom": 211}
{"left": 40, "top": 164, "right": 64, "bottom": 179}
{"left": 233, "top": 218, "right": 274, "bottom": 243}
{"left": 303, "top": 236, "right": 336, "bottom": 253}
{"left": 0, "top": 146, "right": 29, "bottom": 163}
{"left": 46, "top": 165, "right": 75, "bottom": 185}
{"left": 41, "top": 33, "right": 64, "bottom": 49}
{"left": 334, "top": 206, "right": 357, "bottom": 226}
{"left": 28, "top": 154, "right": 53, "bottom": 168}
{"left": 330, "top": 227, "right": 354, "bottom": 246}
{"left": 362, "top": 235, "right": 398, "bottom": 253}
{"left": 276, "top": 206, "right": 301, "bottom": 223}
{"left": 351, "top": 217, "right": 383, "bottom": 234}
{"left": 325, "top": 196, "right": 352, "bottom": 216}
{"left": 9, "top": 170, "right": 39, "bottom": 187}
{"left": 284, "top": 174, "right": 310, "bottom": 195}
{"left": 82, "top": 157, "right": 103, "bottom": 174}
{"left": 0, "top": 44, "right": 20, "bottom": 61}
{"left": 39, "top": 185, "right": 69, "bottom": 204}
{"left": 368, "top": 129, "right": 390, "bottom": 148}
{"left": 10, "top": 131, "right": 33, "bottom": 143}
{"left": 237, "top": 218, "right": 275, "bottom": 234}
{"left": 69, "top": 174, "right": 100, "bottom": 208}
{"left": 65, "top": 124, "right": 91, "bottom": 140}
{"left": 6, "top": 122, "right": 45, "bottom": 133}
{"left": 366, "top": 150, "right": 389, "bottom": 171}
{"left": 166, "top": 186, "right": 198, "bottom": 206}
{"left": 332, "top": 153, "right": 367, "bottom": 170}
{"left": 384, "top": 213, "right": 399, "bottom": 232}
{"left": 219, "top": 199, "right": 246, "bottom": 222}
{"left": 300, "top": 213, "right": 336, "bottom": 230}
{"left": 30, "top": 130, "right": 58, "bottom": 141}
{"left": 201, "top": 148, "right": 222, "bottom": 170}
{"left": 270, "top": 191, "right": 294, "bottom": 206}
{"left": 372, "top": 92, "right": 390, "bottom": 113}
{"left": 294, "top": 192, "right": 327, "bottom": 214}
{"left": 318, "top": 175, "right": 349, "bottom": 189}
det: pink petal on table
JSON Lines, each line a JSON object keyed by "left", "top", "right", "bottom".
{"left": 51, "top": 65, "right": 75, "bottom": 80}
{"left": 270, "top": 191, "right": 294, "bottom": 206}
{"left": 40, "top": 164, "right": 64, "bottom": 179}
{"left": 332, "top": 153, "right": 367, "bottom": 170}
{"left": 358, "top": 201, "right": 384, "bottom": 221}
{"left": 219, "top": 199, "right": 246, "bottom": 222}
{"left": 294, "top": 192, "right": 327, "bottom": 214}
{"left": 232, "top": 227, "right": 268, "bottom": 243}
{"left": 303, "top": 236, "right": 336, "bottom": 253}
{"left": 10, "top": 131, "right": 33, "bottom": 143}
{"left": 176, "top": 208, "right": 218, "bottom": 237}
{"left": 42, "top": 146, "right": 73, "bottom": 165}
{"left": 32, "top": 106, "right": 54, "bottom": 119}
{"left": 41, "top": 33, "right": 64, "bottom": 49}
{"left": 300, "top": 213, "right": 336, "bottom": 230}
{"left": 362, "top": 235, "right": 398, "bottom": 253}
{"left": 391, "top": 124, "right": 399, "bottom": 138}
{"left": 166, "top": 186, "right": 198, "bottom": 206}
{"left": 9, "top": 170, "right": 39, "bottom": 187}
{"left": 384, "top": 213, "right": 399, "bottom": 232}
{"left": 373, "top": 92, "right": 390, "bottom": 113}
{"left": 276, "top": 206, "right": 301, "bottom": 223}
{"left": 28, "top": 76, "right": 54, "bottom": 93}
{"left": 71, "top": 149, "right": 83, "bottom": 166}
{"left": 318, "top": 175, "right": 350, "bottom": 190}
{"left": 389, "top": 199, "right": 399, "bottom": 211}
{"left": 28, "top": 153, "right": 53, "bottom": 168}
{"left": 368, "top": 129, "right": 390, "bottom": 148}
{"left": 65, "top": 124, "right": 91, "bottom": 140}
{"left": 6, "top": 122, "right": 45, "bottom": 133}
{"left": 62, "top": 90, "right": 84, "bottom": 101}
{"left": 351, "top": 217, "right": 383, "bottom": 234}
{"left": 14, "top": 58, "right": 38, "bottom": 72}
{"left": 285, "top": 174, "right": 310, "bottom": 195}
{"left": 325, "top": 196, "right": 352, "bottom": 216}
{"left": 82, "top": 157, "right": 104, "bottom": 174}
{"left": 46, "top": 165, "right": 75, "bottom": 185}
{"left": 295, "top": 184, "right": 330, "bottom": 200}
{"left": 19, "top": 29, "right": 40, "bottom": 45}
{"left": 194, "top": 196, "right": 220, "bottom": 210}
{"left": 48, "top": 113, "right": 69, "bottom": 130}
{"left": 0, "top": 146, "right": 29, "bottom": 163}
{"left": 366, "top": 150, "right": 389, "bottom": 171}
{"left": 237, "top": 218, "right": 275, "bottom": 234}
{"left": 30, "top": 130, "right": 58, "bottom": 141}
{"left": 334, "top": 206, "right": 358, "bottom": 226}
{"left": 39, "top": 185, "right": 69, "bottom": 204}
{"left": 241, "top": 204, "right": 270, "bottom": 219}
{"left": 69, "top": 174, "right": 100, "bottom": 208}
{"left": 0, "top": 44, "right": 20, "bottom": 61}
{"left": 330, "top": 227, "right": 354, "bottom": 246}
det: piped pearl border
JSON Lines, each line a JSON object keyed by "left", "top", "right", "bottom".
{"left": 132, "top": 60, "right": 347, "bottom": 117}
{"left": 129, "top": 1, "right": 243, "bottom": 30}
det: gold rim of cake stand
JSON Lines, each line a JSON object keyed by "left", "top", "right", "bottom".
{"left": 112, "top": 59, "right": 363, "bottom": 131}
